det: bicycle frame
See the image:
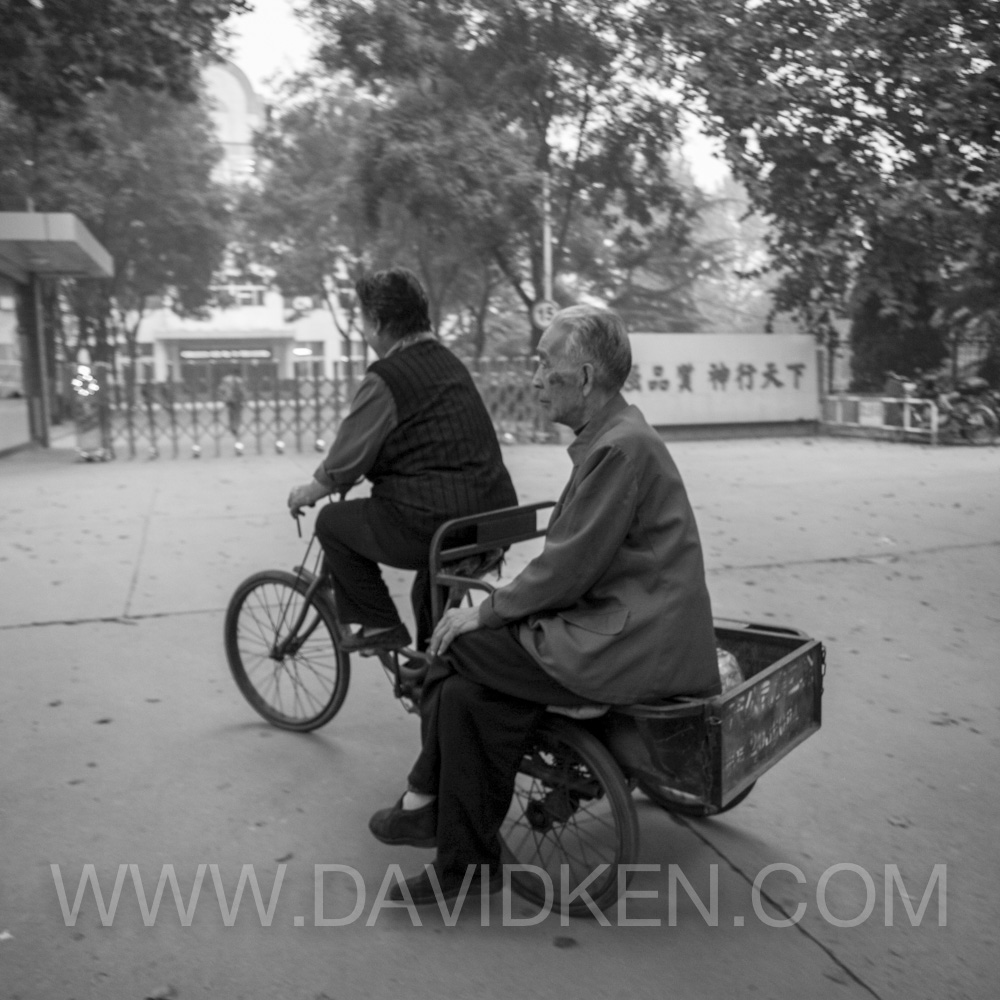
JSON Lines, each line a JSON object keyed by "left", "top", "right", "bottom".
{"left": 270, "top": 533, "right": 332, "bottom": 660}
{"left": 276, "top": 501, "right": 558, "bottom": 709}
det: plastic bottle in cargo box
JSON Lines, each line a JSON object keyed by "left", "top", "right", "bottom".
{"left": 717, "top": 648, "right": 743, "bottom": 692}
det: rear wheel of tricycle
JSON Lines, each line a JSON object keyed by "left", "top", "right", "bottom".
{"left": 501, "top": 717, "right": 639, "bottom": 917}
{"left": 224, "top": 570, "right": 350, "bottom": 732}
{"left": 637, "top": 777, "right": 755, "bottom": 817}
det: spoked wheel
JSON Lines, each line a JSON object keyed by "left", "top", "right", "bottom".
{"left": 638, "top": 777, "right": 755, "bottom": 817}
{"left": 224, "top": 570, "right": 350, "bottom": 731}
{"left": 501, "top": 717, "right": 638, "bottom": 917}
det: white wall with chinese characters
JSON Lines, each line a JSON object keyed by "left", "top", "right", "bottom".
{"left": 623, "top": 334, "right": 819, "bottom": 426}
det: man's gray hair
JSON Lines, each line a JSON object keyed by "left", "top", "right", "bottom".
{"left": 557, "top": 305, "right": 632, "bottom": 392}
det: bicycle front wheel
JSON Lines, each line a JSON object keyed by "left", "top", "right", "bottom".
{"left": 224, "top": 570, "right": 350, "bottom": 731}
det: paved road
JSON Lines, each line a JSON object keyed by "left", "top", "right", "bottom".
{"left": 0, "top": 436, "right": 996, "bottom": 999}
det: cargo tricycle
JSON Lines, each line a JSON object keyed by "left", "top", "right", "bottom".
{"left": 225, "top": 501, "right": 824, "bottom": 916}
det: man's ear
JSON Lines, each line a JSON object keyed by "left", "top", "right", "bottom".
{"left": 580, "top": 361, "right": 596, "bottom": 395}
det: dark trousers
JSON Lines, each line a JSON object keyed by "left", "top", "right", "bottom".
{"left": 315, "top": 497, "right": 438, "bottom": 648}
{"left": 226, "top": 402, "right": 242, "bottom": 437}
{"left": 406, "top": 625, "right": 597, "bottom": 880}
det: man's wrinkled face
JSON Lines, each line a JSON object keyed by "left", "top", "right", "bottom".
{"left": 532, "top": 321, "right": 586, "bottom": 428}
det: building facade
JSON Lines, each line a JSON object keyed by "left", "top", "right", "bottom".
{"left": 0, "top": 276, "right": 21, "bottom": 398}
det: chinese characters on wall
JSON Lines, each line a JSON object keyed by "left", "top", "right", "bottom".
{"left": 625, "top": 361, "right": 808, "bottom": 394}
{"left": 624, "top": 334, "right": 819, "bottom": 425}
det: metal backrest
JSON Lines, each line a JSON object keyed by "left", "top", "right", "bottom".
{"left": 428, "top": 501, "right": 555, "bottom": 622}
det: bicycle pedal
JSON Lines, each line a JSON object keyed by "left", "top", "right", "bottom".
{"left": 398, "top": 681, "right": 423, "bottom": 708}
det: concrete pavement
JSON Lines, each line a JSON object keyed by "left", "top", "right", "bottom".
{"left": 0, "top": 435, "right": 997, "bottom": 999}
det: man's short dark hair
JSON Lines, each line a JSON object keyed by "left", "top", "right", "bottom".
{"left": 354, "top": 267, "right": 431, "bottom": 339}
{"left": 559, "top": 305, "right": 632, "bottom": 392}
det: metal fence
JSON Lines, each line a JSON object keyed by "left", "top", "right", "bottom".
{"left": 89, "top": 358, "right": 552, "bottom": 459}
{"left": 471, "top": 359, "right": 556, "bottom": 445}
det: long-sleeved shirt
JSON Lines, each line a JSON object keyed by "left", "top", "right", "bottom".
{"left": 313, "top": 371, "right": 398, "bottom": 491}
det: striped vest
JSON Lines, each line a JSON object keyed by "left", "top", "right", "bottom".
{"left": 368, "top": 340, "right": 517, "bottom": 534}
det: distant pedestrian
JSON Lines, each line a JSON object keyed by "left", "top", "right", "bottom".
{"left": 218, "top": 373, "right": 246, "bottom": 437}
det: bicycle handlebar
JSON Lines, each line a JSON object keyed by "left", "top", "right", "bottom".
{"left": 290, "top": 488, "right": 348, "bottom": 536}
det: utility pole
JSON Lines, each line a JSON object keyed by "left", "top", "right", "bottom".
{"left": 530, "top": 171, "right": 557, "bottom": 338}
{"left": 542, "top": 171, "right": 553, "bottom": 303}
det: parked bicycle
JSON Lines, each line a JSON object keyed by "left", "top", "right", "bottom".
{"left": 947, "top": 377, "right": 1000, "bottom": 443}
{"left": 884, "top": 371, "right": 998, "bottom": 444}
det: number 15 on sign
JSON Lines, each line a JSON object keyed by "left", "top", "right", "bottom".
{"left": 531, "top": 300, "right": 558, "bottom": 328}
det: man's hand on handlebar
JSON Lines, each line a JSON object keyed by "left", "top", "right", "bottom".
{"left": 287, "top": 479, "right": 332, "bottom": 517}
{"left": 428, "top": 605, "right": 482, "bottom": 658}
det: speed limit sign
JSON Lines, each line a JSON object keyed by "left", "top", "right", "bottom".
{"left": 531, "top": 299, "right": 558, "bottom": 328}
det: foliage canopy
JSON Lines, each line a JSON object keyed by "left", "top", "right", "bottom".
{"left": 303, "top": 0, "right": 694, "bottom": 344}
{"left": 653, "top": 0, "right": 1000, "bottom": 380}
{"left": 0, "top": 0, "right": 251, "bottom": 121}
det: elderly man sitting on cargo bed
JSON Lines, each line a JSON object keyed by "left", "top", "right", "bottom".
{"left": 368, "top": 303, "right": 721, "bottom": 905}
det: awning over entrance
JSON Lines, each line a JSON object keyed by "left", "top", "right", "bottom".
{"left": 0, "top": 212, "right": 114, "bottom": 450}
{"left": 0, "top": 212, "right": 114, "bottom": 283}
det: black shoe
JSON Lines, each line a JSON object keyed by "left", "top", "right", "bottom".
{"left": 368, "top": 795, "right": 437, "bottom": 848}
{"left": 340, "top": 622, "right": 412, "bottom": 655}
{"left": 388, "top": 866, "right": 504, "bottom": 906}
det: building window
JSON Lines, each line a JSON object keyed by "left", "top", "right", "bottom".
{"left": 213, "top": 285, "right": 266, "bottom": 308}
{"left": 294, "top": 359, "right": 324, "bottom": 380}
{"left": 235, "top": 287, "right": 265, "bottom": 307}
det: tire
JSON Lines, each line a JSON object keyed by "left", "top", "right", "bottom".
{"left": 501, "top": 717, "right": 639, "bottom": 917}
{"left": 638, "top": 777, "right": 755, "bottom": 817}
{"left": 224, "top": 570, "right": 350, "bottom": 732}
{"left": 962, "top": 405, "right": 999, "bottom": 445}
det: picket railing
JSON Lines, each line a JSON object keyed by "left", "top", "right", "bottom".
{"left": 821, "top": 395, "right": 940, "bottom": 444}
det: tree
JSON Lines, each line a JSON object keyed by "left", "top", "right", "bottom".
{"left": 654, "top": 0, "right": 1000, "bottom": 379}
{"left": 237, "top": 76, "right": 374, "bottom": 376}
{"left": 0, "top": 0, "right": 251, "bottom": 122}
{"left": 445, "top": 272, "right": 524, "bottom": 360}
{"left": 686, "top": 176, "right": 782, "bottom": 334}
{"left": 305, "top": 0, "right": 692, "bottom": 347}
{"left": 237, "top": 73, "right": 521, "bottom": 364}
{"left": 352, "top": 97, "right": 533, "bottom": 341}
{"left": 2, "top": 82, "right": 231, "bottom": 377}
{"left": 0, "top": 0, "right": 250, "bottom": 216}
{"left": 582, "top": 185, "right": 719, "bottom": 332}
{"left": 850, "top": 285, "right": 944, "bottom": 392}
